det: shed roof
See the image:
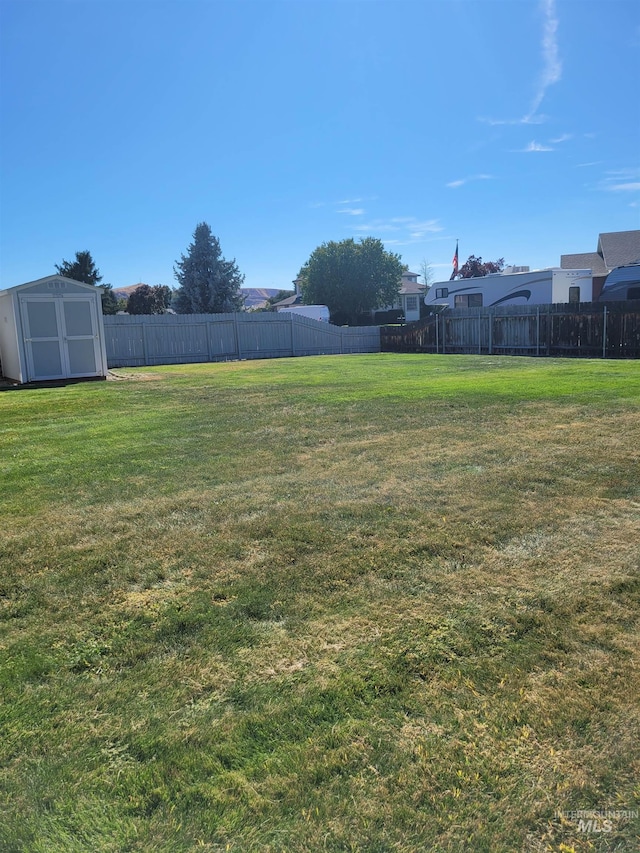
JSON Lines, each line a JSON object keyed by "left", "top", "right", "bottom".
{"left": 0, "top": 275, "right": 103, "bottom": 295}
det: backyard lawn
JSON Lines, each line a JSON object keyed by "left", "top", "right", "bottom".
{"left": 1, "top": 353, "right": 639, "bottom": 852}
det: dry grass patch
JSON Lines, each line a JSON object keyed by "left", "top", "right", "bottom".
{"left": 1, "top": 355, "right": 638, "bottom": 852}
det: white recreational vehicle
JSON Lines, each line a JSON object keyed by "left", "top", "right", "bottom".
{"left": 424, "top": 268, "right": 593, "bottom": 310}
{"left": 277, "top": 304, "right": 330, "bottom": 322}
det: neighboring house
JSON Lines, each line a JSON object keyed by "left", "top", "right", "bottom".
{"left": 375, "top": 271, "right": 426, "bottom": 323}
{"left": 561, "top": 230, "right": 640, "bottom": 300}
{"left": 272, "top": 277, "right": 303, "bottom": 310}
{"left": 275, "top": 271, "right": 425, "bottom": 322}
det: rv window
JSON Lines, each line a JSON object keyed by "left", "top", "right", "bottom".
{"left": 454, "top": 293, "right": 483, "bottom": 308}
{"left": 436, "top": 288, "right": 448, "bottom": 299}
{"left": 628, "top": 287, "right": 640, "bottom": 300}
{"left": 569, "top": 286, "right": 580, "bottom": 303}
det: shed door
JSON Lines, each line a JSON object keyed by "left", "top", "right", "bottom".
{"left": 21, "top": 296, "right": 102, "bottom": 381}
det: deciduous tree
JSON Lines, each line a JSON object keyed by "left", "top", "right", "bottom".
{"left": 126, "top": 284, "right": 171, "bottom": 315}
{"left": 298, "top": 237, "right": 404, "bottom": 324}
{"left": 457, "top": 255, "right": 505, "bottom": 279}
{"left": 174, "top": 223, "right": 244, "bottom": 314}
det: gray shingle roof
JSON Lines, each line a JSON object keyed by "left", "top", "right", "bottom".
{"left": 272, "top": 293, "right": 302, "bottom": 308}
{"left": 561, "top": 230, "right": 640, "bottom": 275}
{"left": 598, "top": 230, "right": 640, "bottom": 269}
{"left": 561, "top": 252, "right": 608, "bottom": 275}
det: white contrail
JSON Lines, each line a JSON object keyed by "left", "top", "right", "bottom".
{"left": 524, "top": 0, "right": 562, "bottom": 121}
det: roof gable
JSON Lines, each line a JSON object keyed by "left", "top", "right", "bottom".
{"left": 598, "top": 230, "right": 640, "bottom": 269}
{"left": 0, "top": 275, "right": 102, "bottom": 296}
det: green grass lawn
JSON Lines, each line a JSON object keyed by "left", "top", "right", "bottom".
{"left": 1, "top": 354, "right": 639, "bottom": 852}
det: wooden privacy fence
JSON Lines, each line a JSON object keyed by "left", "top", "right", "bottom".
{"left": 382, "top": 302, "right": 640, "bottom": 359}
{"left": 103, "top": 312, "right": 380, "bottom": 367}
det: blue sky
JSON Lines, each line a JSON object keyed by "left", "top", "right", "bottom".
{"left": 1, "top": 0, "right": 638, "bottom": 292}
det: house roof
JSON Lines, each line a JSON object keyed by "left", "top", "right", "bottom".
{"left": 561, "top": 251, "right": 608, "bottom": 275}
{"left": 272, "top": 293, "right": 302, "bottom": 308}
{"left": 398, "top": 282, "right": 426, "bottom": 295}
{"left": 598, "top": 230, "right": 640, "bottom": 269}
{"left": 561, "top": 230, "right": 640, "bottom": 275}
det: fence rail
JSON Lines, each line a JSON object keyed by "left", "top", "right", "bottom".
{"left": 381, "top": 302, "right": 640, "bottom": 359}
{"left": 103, "top": 312, "right": 380, "bottom": 367}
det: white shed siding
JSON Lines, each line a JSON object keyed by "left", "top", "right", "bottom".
{"left": 0, "top": 276, "right": 108, "bottom": 383}
{"left": 0, "top": 289, "right": 24, "bottom": 382}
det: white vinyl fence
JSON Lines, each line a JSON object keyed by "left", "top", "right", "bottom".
{"left": 103, "top": 312, "right": 380, "bottom": 367}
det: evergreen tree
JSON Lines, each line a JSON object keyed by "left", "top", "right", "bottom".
{"left": 100, "top": 284, "right": 121, "bottom": 315}
{"left": 55, "top": 250, "right": 118, "bottom": 314}
{"left": 174, "top": 223, "right": 245, "bottom": 314}
{"left": 56, "top": 250, "right": 102, "bottom": 285}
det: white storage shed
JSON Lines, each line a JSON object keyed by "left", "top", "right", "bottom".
{"left": 0, "top": 275, "right": 108, "bottom": 383}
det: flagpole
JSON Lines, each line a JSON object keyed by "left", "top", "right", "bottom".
{"left": 450, "top": 239, "right": 459, "bottom": 282}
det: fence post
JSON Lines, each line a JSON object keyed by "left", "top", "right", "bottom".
{"left": 478, "top": 313, "right": 482, "bottom": 354}
{"left": 233, "top": 313, "right": 243, "bottom": 360}
{"left": 290, "top": 312, "right": 296, "bottom": 357}
{"left": 488, "top": 311, "right": 492, "bottom": 355}
{"left": 602, "top": 305, "right": 607, "bottom": 359}
{"left": 141, "top": 321, "right": 149, "bottom": 366}
{"left": 435, "top": 314, "right": 439, "bottom": 354}
{"left": 442, "top": 314, "right": 445, "bottom": 354}
{"left": 536, "top": 307, "right": 540, "bottom": 357}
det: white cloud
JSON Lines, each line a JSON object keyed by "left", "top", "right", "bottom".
{"left": 519, "top": 141, "right": 554, "bottom": 152}
{"left": 599, "top": 168, "right": 640, "bottom": 192}
{"left": 446, "top": 174, "right": 494, "bottom": 188}
{"left": 549, "top": 133, "right": 572, "bottom": 144}
{"left": 337, "top": 208, "right": 365, "bottom": 215}
{"left": 608, "top": 183, "right": 640, "bottom": 192}
{"left": 310, "top": 195, "right": 375, "bottom": 208}
{"left": 479, "top": 114, "right": 548, "bottom": 127}
{"left": 350, "top": 217, "right": 443, "bottom": 244}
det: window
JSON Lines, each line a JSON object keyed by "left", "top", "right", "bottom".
{"left": 568, "top": 286, "right": 580, "bottom": 303}
{"left": 406, "top": 296, "right": 418, "bottom": 311}
{"left": 436, "top": 287, "right": 448, "bottom": 299}
{"left": 454, "top": 293, "right": 483, "bottom": 308}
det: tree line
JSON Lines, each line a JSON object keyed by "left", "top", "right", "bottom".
{"left": 55, "top": 224, "right": 504, "bottom": 323}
